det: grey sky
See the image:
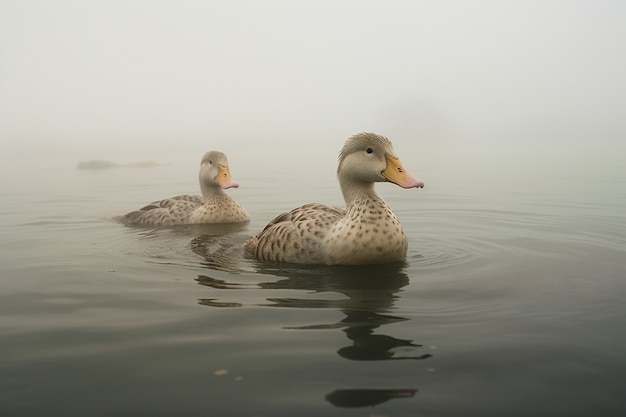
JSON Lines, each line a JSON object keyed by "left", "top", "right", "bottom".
{"left": 1, "top": 0, "right": 625, "bottom": 169}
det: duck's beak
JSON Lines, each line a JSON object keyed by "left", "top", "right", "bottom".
{"left": 382, "top": 155, "right": 424, "bottom": 189}
{"left": 215, "top": 165, "right": 240, "bottom": 189}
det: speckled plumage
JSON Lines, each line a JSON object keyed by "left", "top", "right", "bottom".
{"left": 245, "top": 132, "right": 424, "bottom": 265}
{"left": 115, "top": 151, "right": 250, "bottom": 226}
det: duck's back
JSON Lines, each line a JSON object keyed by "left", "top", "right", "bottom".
{"left": 115, "top": 195, "right": 204, "bottom": 226}
{"left": 244, "top": 203, "right": 345, "bottom": 264}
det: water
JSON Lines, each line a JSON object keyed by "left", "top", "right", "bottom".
{"left": 1, "top": 150, "right": 625, "bottom": 416}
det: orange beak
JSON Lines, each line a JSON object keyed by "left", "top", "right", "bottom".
{"left": 382, "top": 155, "right": 424, "bottom": 189}
{"left": 215, "top": 165, "right": 239, "bottom": 189}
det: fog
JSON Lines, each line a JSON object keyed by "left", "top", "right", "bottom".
{"left": 1, "top": 0, "right": 625, "bottom": 179}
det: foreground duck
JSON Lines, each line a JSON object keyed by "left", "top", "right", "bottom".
{"left": 245, "top": 132, "right": 424, "bottom": 265}
{"left": 115, "top": 151, "right": 250, "bottom": 226}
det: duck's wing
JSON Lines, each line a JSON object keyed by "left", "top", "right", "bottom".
{"left": 245, "top": 203, "right": 345, "bottom": 263}
{"left": 115, "top": 195, "right": 204, "bottom": 226}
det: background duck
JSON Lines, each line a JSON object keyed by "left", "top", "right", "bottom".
{"left": 114, "top": 151, "right": 250, "bottom": 226}
{"left": 245, "top": 132, "right": 424, "bottom": 265}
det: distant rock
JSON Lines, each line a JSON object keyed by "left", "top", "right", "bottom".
{"left": 76, "top": 160, "right": 118, "bottom": 169}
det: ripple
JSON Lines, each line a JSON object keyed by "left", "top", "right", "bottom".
{"left": 409, "top": 241, "right": 478, "bottom": 270}
{"left": 408, "top": 205, "right": 626, "bottom": 273}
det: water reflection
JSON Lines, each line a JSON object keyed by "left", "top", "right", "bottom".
{"left": 195, "top": 257, "right": 430, "bottom": 409}
{"left": 127, "top": 222, "right": 250, "bottom": 239}
{"left": 190, "top": 231, "right": 251, "bottom": 272}
{"left": 326, "top": 388, "right": 417, "bottom": 408}
{"left": 336, "top": 310, "right": 432, "bottom": 361}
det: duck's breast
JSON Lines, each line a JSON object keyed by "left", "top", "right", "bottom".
{"left": 190, "top": 195, "right": 250, "bottom": 224}
{"left": 325, "top": 200, "right": 408, "bottom": 265}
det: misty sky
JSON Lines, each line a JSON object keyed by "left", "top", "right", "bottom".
{"left": 1, "top": 0, "right": 625, "bottom": 174}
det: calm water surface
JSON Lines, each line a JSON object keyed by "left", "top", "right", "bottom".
{"left": 1, "top": 152, "right": 625, "bottom": 416}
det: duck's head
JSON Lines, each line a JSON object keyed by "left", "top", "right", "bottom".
{"left": 337, "top": 132, "right": 424, "bottom": 189}
{"left": 199, "top": 151, "right": 239, "bottom": 196}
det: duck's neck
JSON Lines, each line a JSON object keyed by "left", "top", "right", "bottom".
{"left": 340, "top": 178, "right": 379, "bottom": 208}
{"left": 200, "top": 183, "right": 226, "bottom": 200}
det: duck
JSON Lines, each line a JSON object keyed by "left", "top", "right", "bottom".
{"left": 115, "top": 151, "right": 250, "bottom": 226}
{"left": 244, "top": 132, "right": 424, "bottom": 265}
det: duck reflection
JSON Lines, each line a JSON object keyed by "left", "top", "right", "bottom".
{"left": 336, "top": 310, "right": 432, "bottom": 361}
{"left": 326, "top": 388, "right": 417, "bottom": 408}
{"left": 195, "top": 259, "right": 431, "bottom": 408}
{"left": 190, "top": 228, "right": 251, "bottom": 272}
{"left": 126, "top": 221, "right": 249, "bottom": 239}
{"left": 256, "top": 268, "right": 430, "bottom": 361}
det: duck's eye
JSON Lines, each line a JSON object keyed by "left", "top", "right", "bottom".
{"left": 208, "top": 160, "right": 213, "bottom": 165}
{"left": 366, "top": 148, "right": 373, "bottom": 154}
